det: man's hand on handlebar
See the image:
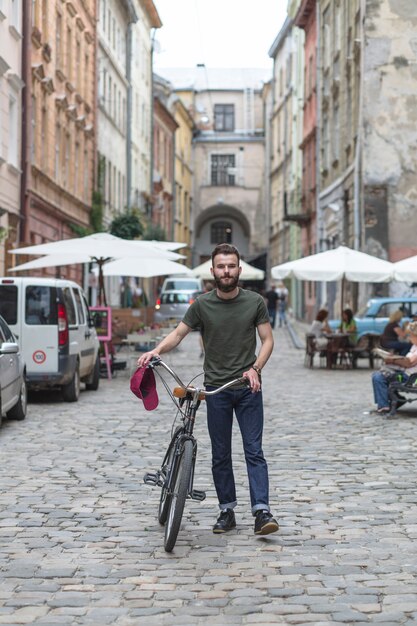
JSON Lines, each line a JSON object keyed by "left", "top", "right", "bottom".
{"left": 242, "top": 367, "right": 261, "bottom": 393}
{"left": 137, "top": 349, "right": 160, "bottom": 368}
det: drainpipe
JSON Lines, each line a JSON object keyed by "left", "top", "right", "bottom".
{"left": 353, "top": 0, "right": 365, "bottom": 250}
{"left": 126, "top": 22, "right": 133, "bottom": 212}
{"left": 20, "top": 0, "right": 31, "bottom": 244}
{"left": 315, "top": 1, "right": 325, "bottom": 306}
{"left": 149, "top": 28, "right": 157, "bottom": 219}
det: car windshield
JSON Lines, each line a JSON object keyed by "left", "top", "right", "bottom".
{"left": 161, "top": 293, "right": 195, "bottom": 304}
{"left": 163, "top": 280, "right": 200, "bottom": 291}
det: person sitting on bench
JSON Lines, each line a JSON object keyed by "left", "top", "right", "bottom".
{"left": 372, "top": 321, "right": 417, "bottom": 414}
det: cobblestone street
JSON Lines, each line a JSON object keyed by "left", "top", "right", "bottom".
{"left": 1, "top": 326, "right": 417, "bottom": 625}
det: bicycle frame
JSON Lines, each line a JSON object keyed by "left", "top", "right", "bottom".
{"left": 143, "top": 356, "right": 249, "bottom": 551}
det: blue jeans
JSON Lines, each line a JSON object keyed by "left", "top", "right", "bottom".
{"left": 205, "top": 386, "right": 270, "bottom": 515}
{"left": 372, "top": 370, "right": 408, "bottom": 409}
{"left": 268, "top": 307, "right": 276, "bottom": 329}
{"left": 278, "top": 303, "right": 286, "bottom": 326}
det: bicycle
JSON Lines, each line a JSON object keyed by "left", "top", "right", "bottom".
{"left": 143, "top": 356, "right": 249, "bottom": 552}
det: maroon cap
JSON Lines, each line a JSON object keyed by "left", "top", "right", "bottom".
{"left": 130, "top": 366, "right": 159, "bottom": 411}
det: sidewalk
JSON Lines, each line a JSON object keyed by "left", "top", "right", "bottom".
{"left": 1, "top": 328, "right": 417, "bottom": 624}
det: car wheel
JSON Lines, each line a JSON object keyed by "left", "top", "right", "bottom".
{"left": 7, "top": 376, "right": 27, "bottom": 420}
{"left": 85, "top": 354, "right": 100, "bottom": 391}
{"left": 62, "top": 363, "right": 80, "bottom": 402}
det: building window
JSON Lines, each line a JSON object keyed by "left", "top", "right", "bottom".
{"left": 10, "top": 0, "right": 20, "bottom": 32}
{"left": 66, "top": 26, "right": 72, "bottom": 82}
{"left": 211, "top": 154, "right": 236, "bottom": 186}
{"left": 40, "top": 102, "right": 47, "bottom": 169}
{"left": 55, "top": 123, "right": 60, "bottom": 179}
{"left": 214, "top": 104, "right": 234, "bottom": 132}
{"left": 322, "top": 114, "right": 329, "bottom": 171}
{"left": 8, "top": 93, "right": 18, "bottom": 166}
{"left": 56, "top": 12, "right": 62, "bottom": 68}
{"left": 211, "top": 221, "right": 233, "bottom": 244}
{"left": 332, "top": 104, "right": 340, "bottom": 163}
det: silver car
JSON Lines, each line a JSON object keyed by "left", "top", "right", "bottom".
{"left": 0, "top": 313, "right": 27, "bottom": 425}
{"left": 154, "top": 277, "right": 204, "bottom": 323}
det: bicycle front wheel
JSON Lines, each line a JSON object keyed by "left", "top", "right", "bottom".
{"left": 164, "top": 438, "right": 193, "bottom": 552}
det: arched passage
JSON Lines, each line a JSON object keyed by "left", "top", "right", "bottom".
{"left": 194, "top": 205, "right": 251, "bottom": 262}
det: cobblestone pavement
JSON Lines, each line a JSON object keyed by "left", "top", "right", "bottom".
{"left": 1, "top": 327, "right": 417, "bottom": 626}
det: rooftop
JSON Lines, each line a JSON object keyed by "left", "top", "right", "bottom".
{"left": 156, "top": 67, "right": 271, "bottom": 91}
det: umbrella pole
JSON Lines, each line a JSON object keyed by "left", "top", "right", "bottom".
{"left": 341, "top": 275, "right": 345, "bottom": 321}
{"left": 98, "top": 260, "right": 107, "bottom": 307}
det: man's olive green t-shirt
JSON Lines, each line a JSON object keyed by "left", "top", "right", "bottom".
{"left": 182, "top": 288, "right": 269, "bottom": 386}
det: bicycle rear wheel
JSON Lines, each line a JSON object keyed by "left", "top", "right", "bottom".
{"left": 164, "top": 438, "right": 193, "bottom": 552}
{"left": 158, "top": 427, "right": 182, "bottom": 525}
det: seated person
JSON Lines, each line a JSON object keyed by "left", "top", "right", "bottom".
{"left": 372, "top": 321, "right": 417, "bottom": 414}
{"left": 380, "top": 310, "right": 411, "bottom": 356}
{"left": 339, "top": 308, "right": 357, "bottom": 345}
{"left": 310, "top": 309, "right": 331, "bottom": 349}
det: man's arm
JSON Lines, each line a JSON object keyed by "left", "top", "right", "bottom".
{"left": 243, "top": 322, "right": 274, "bottom": 392}
{"left": 386, "top": 350, "right": 417, "bottom": 369}
{"left": 137, "top": 322, "right": 192, "bottom": 367}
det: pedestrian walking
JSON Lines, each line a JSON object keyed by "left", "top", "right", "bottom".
{"left": 265, "top": 284, "right": 279, "bottom": 329}
{"left": 137, "top": 243, "right": 279, "bottom": 536}
{"left": 275, "top": 282, "right": 289, "bottom": 327}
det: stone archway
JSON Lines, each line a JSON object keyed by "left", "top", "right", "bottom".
{"left": 194, "top": 204, "right": 251, "bottom": 263}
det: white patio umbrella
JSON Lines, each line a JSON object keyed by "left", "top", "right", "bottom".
{"left": 191, "top": 258, "right": 264, "bottom": 280}
{"left": 9, "top": 233, "right": 184, "bottom": 304}
{"left": 271, "top": 245, "right": 395, "bottom": 316}
{"left": 99, "top": 257, "right": 192, "bottom": 278}
{"left": 393, "top": 255, "right": 417, "bottom": 282}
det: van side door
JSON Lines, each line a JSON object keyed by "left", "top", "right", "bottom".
{"left": 72, "top": 287, "right": 95, "bottom": 376}
{"left": 24, "top": 285, "right": 58, "bottom": 376}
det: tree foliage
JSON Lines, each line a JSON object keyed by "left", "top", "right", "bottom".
{"left": 109, "top": 210, "right": 144, "bottom": 240}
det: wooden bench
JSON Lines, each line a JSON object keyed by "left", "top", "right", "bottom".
{"left": 349, "top": 333, "right": 381, "bottom": 369}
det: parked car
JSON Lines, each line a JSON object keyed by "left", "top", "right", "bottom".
{"left": 0, "top": 277, "right": 100, "bottom": 402}
{"left": 328, "top": 297, "right": 417, "bottom": 339}
{"left": 154, "top": 276, "right": 204, "bottom": 323}
{"left": 0, "top": 313, "right": 27, "bottom": 424}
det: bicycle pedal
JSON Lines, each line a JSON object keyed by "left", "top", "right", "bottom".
{"left": 143, "top": 472, "right": 162, "bottom": 487}
{"left": 190, "top": 489, "right": 206, "bottom": 501}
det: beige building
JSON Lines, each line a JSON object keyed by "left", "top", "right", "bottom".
{"left": 19, "top": 0, "right": 96, "bottom": 281}
{"left": 172, "top": 97, "right": 194, "bottom": 265}
{"left": 0, "top": 2, "right": 24, "bottom": 273}
{"left": 159, "top": 67, "right": 269, "bottom": 268}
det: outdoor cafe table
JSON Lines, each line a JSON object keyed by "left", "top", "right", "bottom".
{"left": 324, "top": 333, "right": 353, "bottom": 369}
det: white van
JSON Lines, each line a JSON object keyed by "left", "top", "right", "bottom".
{"left": 0, "top": 277, "right": 100, "bottom": 402}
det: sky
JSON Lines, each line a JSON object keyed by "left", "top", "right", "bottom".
{"left": 153, "top": 0, "right": 288, "bottom": 69}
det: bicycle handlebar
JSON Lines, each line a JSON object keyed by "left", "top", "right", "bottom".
{"left": 148, "top": 355, "right": 250, "bottom": 396}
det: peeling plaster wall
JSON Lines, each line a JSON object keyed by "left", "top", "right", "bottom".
{"left": 363, "top": 0, "right": 417, "bottom": 261}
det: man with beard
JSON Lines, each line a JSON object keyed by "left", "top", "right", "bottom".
{"left": 137, "top": 243, "right": 278, "bottom": 536}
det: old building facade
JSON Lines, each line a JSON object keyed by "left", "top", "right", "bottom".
{"left": 171, "top": 96, "right": 194, "bottom": 265}
{"left": 362, "top": 1, "right": 417, "bottom": 268}
{"left": 130, "top": 0, "right": 161, "bottom": 214}
{"left": 0, "top": 0, "right": 24, "bottom": 273}
{"left": 152, "top": 74, "right": 177, "bottom": 241}
{"left": 21, "top": 0, "right": 96, "bottom": 272}
{"left": 160, "top": 67, "right": 269, "bottom": 267}
{"left": 292, "top": 0, "right": 318, "bottom": 321}
{"left": 268, "top": 19, "right": 305, "bottom": 313}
